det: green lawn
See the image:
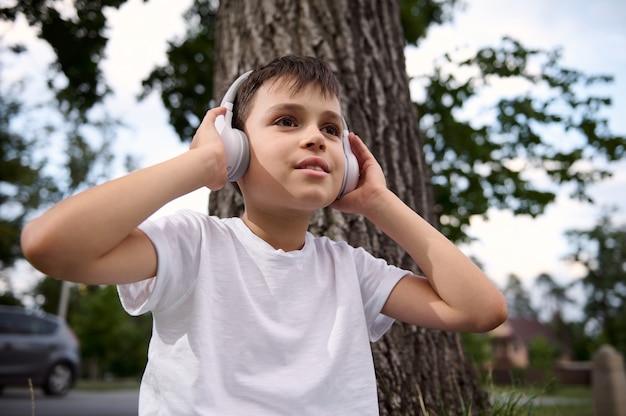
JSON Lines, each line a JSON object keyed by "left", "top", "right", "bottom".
{"left": 491, "top": 385, "right": 592, "bottom": 416}
{"left": 75, "top": 378, "right": 141, "bottom": 391}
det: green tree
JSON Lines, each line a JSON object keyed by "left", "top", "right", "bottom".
{"left": 0, "top": 3, "right": 123, "bottom": 278}
{"left": 0, "top": 1, "right": 126, "bottom": 115}
{"left": 460, "top": 332, "right": 493, "bottom": 373}
{"left": 502, "top": 274, "right": 537, "bottom": 319}
{"left": 528, "top": 335, "right": 560, "bottom": 369}
{"left": 416, "top": 36, "right": 624, "bottom": 241}
{"left": 534, "top": 273, "right": 575, "bottom": 322}
{"left": 0, "top": 275, "right": 23, "bottom": 306}
{"left": 33, "top": 276, "right": 68, "bottom": 314}
{"left": 70, "top": 285, "right": 151, "bottom": 379}
{"left": 566, "top": 211, "right": 626, "bottom": 356}
{"left": 0, "top": 63, "right": 61, "bottom": 269}
{"left": 566, "top": 320, "right": 597, "bottom": 361}
{"left": 533, "top": 272, "right": 577, "bottom": 352}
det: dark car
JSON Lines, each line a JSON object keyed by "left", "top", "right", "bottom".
{"left": 0, "top": 305, "right": 80, "bottom": 396}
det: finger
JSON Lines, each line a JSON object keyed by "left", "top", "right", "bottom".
{"left": 191, "top": 107, "right": 228, "bottom": 149}
{"left": 200, "top": 106, "right": 227, "bottom": 127}
{"left": 348, "top": 133, "right": 373, "bottom": 165}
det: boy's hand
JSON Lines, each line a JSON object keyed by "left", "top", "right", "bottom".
{"left": 334, "top": 136, "right": 508, "bottom": 333}
{"left": 331, "top": 133, "right": 388, "bottom": 216}
{"left": 190, "top": 106, "right": 229, "bottom": 191}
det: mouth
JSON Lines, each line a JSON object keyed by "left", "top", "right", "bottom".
{"left": 298, "top": 165, "right": 327, "bottom": 172}
{"left": 295, "top": 158, "right": 330, "bottom": 173}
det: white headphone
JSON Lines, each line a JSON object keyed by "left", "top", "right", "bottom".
{"left": 214, "top": 71, "right": 359, "bottom": 198}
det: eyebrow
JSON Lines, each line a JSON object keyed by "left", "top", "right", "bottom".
{"left": 265, "top": 103, "right": 342, "bottom": 124}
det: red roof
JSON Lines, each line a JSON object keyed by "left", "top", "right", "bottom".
{"left": 507, "top": 318, "right": 558, "bottom": 344}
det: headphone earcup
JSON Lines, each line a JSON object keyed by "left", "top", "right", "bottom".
{"left": 215, "top": 114, "right": 250, "bottom": 182}
{"left": 337, "top": 129, "right": 360, "bottom": 198}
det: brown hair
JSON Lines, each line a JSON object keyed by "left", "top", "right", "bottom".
{"left": 229, "top": 55, "right": 342, "bottom": 131}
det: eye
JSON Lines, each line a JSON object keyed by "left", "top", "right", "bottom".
{"left": 321, "top": 124, "right": 341, "bottom": 137}
{"left": 275, "top": 116, "right": 297, "bottom": 128}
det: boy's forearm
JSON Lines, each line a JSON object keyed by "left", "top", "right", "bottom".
{"left": 364, "top": 189, "right": 506, "bottom": 326}
{"left": 21, "top": 149, "right": 209, "bottom": 279}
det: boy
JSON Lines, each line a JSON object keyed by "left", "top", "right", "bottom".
{"left": 21, "top": 55, "right": 507, "bottom": 415}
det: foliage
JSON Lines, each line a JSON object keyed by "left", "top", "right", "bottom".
{"left": 565, "top": 211, "right": 626, "bottom": 356}
{"left": 527, "top": 336, "right": 560, "bottom": 369}
{"left": 461, "top": 332, "right": 493, "bottom": 369}
{"left": 0, "top": 1, "right": 125, "bottom": 269}
{"left": 0, "top": 65, "right": 61, "bottom": 268}
{"left": 564, "top": 320, "right": 597, "bottom": 361}
{"left": 139, "top": 0, "right": 219, "bottom": 141}
{"left": 502, "top": 274, "right": 537, "bottom": 319}
{"left": 0, "top": 291, "right": 23, "bottom": 306}
{"left": 398, "top": 0, "right": 459, "bottom": 46}
{"left": 70, "top": 285, "right": 151, "bottom": 378}
{"left": 0, "top": 0, "right": 128, "bottom": 117}
{"left": 534, "top": 273, "right": 575, "bottom": 323}
{"left": 495, "top": 222, "right": 626, "bottom": 362}
{"left": 35, "top": 275, "right": 71, "bottom": 314}
{"left": 415, "top": 37, "right": 624, "bottom": 241}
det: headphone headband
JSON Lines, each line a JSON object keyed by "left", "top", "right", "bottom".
{"left": 221, "top": 70, "right": 253, "bottom": 110}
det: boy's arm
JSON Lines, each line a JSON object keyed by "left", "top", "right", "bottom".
{"left": 21, "top": 107, "right": 228, "bottom": 285}
{"left": 333, "top": 134, "right": 508, "bottom": 333}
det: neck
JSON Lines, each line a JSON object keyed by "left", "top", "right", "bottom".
{"left": 241, "top": 208, "right": 311, "bottom": 251}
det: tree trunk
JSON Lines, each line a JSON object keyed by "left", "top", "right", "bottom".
{"left": 210, "top": 0, "right": 487, "bottom": 413}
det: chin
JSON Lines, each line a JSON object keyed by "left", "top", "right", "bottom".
{"left": 291, "top": 191, "right": 336, "bottom": 210}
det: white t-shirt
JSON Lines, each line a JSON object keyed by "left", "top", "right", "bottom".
{"left": 118, "top": 210, "right": 408, "bottom": 415}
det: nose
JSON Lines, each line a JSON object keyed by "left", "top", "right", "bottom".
{"left": 301, "top": 127, "right": 326, "bottom": 151}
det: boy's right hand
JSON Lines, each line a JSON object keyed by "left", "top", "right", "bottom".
{"left": 190, "top": 106, "right": 229, "bottom": 191}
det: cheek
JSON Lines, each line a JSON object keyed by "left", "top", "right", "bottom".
{"left": 245, "top": 144, "right": 288, "bottom": 186}
{"left": 333, "top": 148, "right": 347, "bottom": 181}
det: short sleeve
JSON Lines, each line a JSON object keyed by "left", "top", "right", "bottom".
{"left": 351, "top": 246, "right": 408, "bottom": 342}
{"left": 117, "top": 210, "right": 207, "bottom": 315}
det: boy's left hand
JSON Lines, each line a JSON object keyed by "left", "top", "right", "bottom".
{"left": 331, "top": 133, "right": 388, "bottom": 215}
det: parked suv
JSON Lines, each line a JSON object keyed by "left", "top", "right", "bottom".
{"left": 0, "top": 305, "right": 80, "bottom": 396}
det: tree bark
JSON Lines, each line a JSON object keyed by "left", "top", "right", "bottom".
{"left": 210, "top": 0, "right": 487, "bottom": 413}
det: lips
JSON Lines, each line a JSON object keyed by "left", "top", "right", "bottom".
{"left": 295, "top": 157, "right": 330, "bottom": 173}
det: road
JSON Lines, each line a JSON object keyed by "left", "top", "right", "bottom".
{"left": 1, "top": 387, "right": 139, "bottom": 416}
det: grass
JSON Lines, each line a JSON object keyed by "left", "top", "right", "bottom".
{"left": 490, "top": 384, "right": 592, "bottom": 416}
{"left": 75, "top": 378, "right": 140, "bottom": 391}
{"left": 532, "top": 405, "right": 592, "bottom": 416}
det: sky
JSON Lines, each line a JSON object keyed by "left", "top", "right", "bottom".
{"left": 2, "top": 0, "right": 625, "bottom": 316}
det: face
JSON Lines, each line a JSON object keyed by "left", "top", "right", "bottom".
{"left": 238, "top": 78, "right": 346, "bottom": 216}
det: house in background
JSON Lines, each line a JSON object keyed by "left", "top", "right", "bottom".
{"left": 487, "top": 317, "right": 591, "bottom": 385}
{"left": 489, "top": 317, "right": 560, "bottom": 370}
